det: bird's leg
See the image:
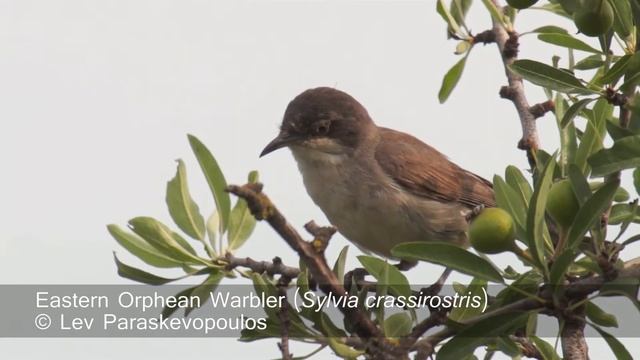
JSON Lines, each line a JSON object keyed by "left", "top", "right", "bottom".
{"left": 464, "top": 204, "right": 485, "bottom": 222}
{"left": 420, "top": 268, "right": 452, "bottom": 297}
{"left": 343, "top": 267, "right": 370, "bottom": 293}
{"left": 395, "top": 259, "right": 418, "bottom": 271}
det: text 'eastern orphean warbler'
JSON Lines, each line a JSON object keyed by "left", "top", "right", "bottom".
{"left": 260, "top": 87, "right": 496, "bottom": 260}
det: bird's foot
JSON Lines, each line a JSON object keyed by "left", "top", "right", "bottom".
{"left": 464, "top": 204, "right": 485, "bottom": 222}
{"left": 395, "top": 259, "right": 417, "bottom": 271}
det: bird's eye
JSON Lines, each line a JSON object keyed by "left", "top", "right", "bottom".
{"left": 314, "top": 120, "right": 331, "bottom": 136}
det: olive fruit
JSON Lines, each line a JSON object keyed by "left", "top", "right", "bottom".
{"left": 573, "top": 0, "right": 614, "bottom": 37}
{"left": 546, "top": 179, "right": 580, "bottom": 228}
{"left": 469, "top": 208, "right": 517, "bottom": 254}
{"left": 506, "top": 0, "right": 539, "bottom": 9}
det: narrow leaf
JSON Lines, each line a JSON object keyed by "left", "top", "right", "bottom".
{"left": 357, "top": 256, "right": 411, "bottom": 297}
{"left": 510, "top": 59, "right": 593, "bottom": 94}
{"left": 391, "top": 242, "right": 503, "bottom": 283}
{"left": 227, "top": 171, "right": 259, "bottom": 250}
{"left": 166, "top": 159, "right": 206, "bottom": 240}
{"left": 113, "top": 253, "right": 177, "bottom": 285}
{"left": 537, "top": 33, "right": 601, "bottom": 54}
{"left": 590, "top": 323, "right": 633, "bottom": 360}
{"left": 188, "top": 134, "right": 230, "bottom": 232}
{"left": 560, "top": 98, "right": 594, "bottom": 128}
{"left": 439, "top": 54, "right": 468, "bottom": 103}
{"left": 436, "top": 313, "right": 529, "bottom": 360}
{"left": 108, "top": 224, "right": 182, "bottom": 268}
{"left": 566, "top": 180, "right": 619, "bottom": 250}
{"left": 588, "top": 135, "right": 640, "bottom": 176}
{"left": 526, "top": 156, "right": 557, "bottom": 272}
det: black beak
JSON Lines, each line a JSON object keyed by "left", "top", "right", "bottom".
{"left": 260, "top": 133, "right": 300, "bottom": 157}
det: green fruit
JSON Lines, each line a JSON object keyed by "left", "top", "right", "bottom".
{"left": 469, "top": 208, "right": 517, "bottom": 254}
{"left": 506, "top": 0, "right": 539, "bottom": 9}
{"left": 558, "top": 0, "right": 580, "bottom": 15}
{"left": 546, "top": 179, "right": 580, "bottom": 228}
{"left": 573, "top": 0, "right": 614, "bottom": 37}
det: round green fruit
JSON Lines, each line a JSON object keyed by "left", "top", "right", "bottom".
{"left": 546, "top": 179, "right": 580, "bottom": 228}
{"left": 506, "top": 0, "right": 539, "bottom": 9}
{"left": 558, "top": 0, "right": 580, "bottom": 15}
{"left": 469, "top": 208, "right": 517, "bottom": 254}
{"left": 573, "top": 0, "right": 614, "bottom": 37}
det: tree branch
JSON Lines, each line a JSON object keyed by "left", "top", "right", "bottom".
{"left": 224, "top": 254, "right": 300, "bottom": 279}
{"left": 226, "top": 183, "right": 389, "bottom": 356}
{"left": 489, "top": 1, "right": 542, "bottom": 166}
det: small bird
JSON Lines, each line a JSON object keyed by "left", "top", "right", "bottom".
{"left": 261, "top": 87, "right": 495, "bottom": 263}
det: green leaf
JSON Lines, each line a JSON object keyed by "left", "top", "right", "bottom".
{"left": 493, "top": 175, "right": 527, "bottom": 240}
{"left": 384, "top": 312, "right": 412, "bottom": 337}
{"left": 436, "top": 0, "right": 462, "bottom": 36}
{"left": 574, "top": 55, "right": 604, "bottom": 70}
{"left": 450, "top": 0, "right": 472, "bottom": 32}
{"left": 526, "top": 155, "right": 556, "bottom": 273}
{"left": 588, "top": 135, "right": 640, "bottom": 176}
{"left": 185, "top": 270, "right": 225, "bottom": 316}
{"left": 509, "top": 59, "right": 593, "bottom": 94}
{"left": 480, "top": 0, "right": 506, "bottom": 27}
{"left": 609, "top": 0, "right": 634, "bottom": 39}
{"left": 576, "top": 99, "right": 609, "bottom": 173}
{"left": 549, "top": 249, "right": 577, "bottom": 287}
{"left": 161, "top": 286, "right": 197, "bottom": 318}
{"left": 585, "top": 301, "right": 618, "bottom": 328}
{"left": 166, "top": 159, "right": 206, "bottom": 241}
{"left": 634, "top": 168, "right": 640, "bottom": 195}
{"left": 332, "top": 245, "right": 349, "bottom": 283}
{"left": 537, "top": 33, "right": 601, "bottom": 54}
{"left": 128, "top": 216, "right": 208, "bottom": 265}
{"left": 113, "top": 253, "right": 178, "bottom": 285}
{"left": 439, "top": 54, "right": 469, "bottom": 103}
{"left": 505, "top": 165, "right": 533, "bottom": 206}
{"left": 560, "top": 98, "right": 594, "bottom": 128}
{"left": 107, "top": 224, "right": 183, "bottom": 268}
{"left": 566, "top": 180, "right": 619, "bottom": 250}
{"left": 530, "top": 25, "right": 569, "bottom": 35}
{"left": 357, "top": 256, "right": 411, "bottom": 297}
{"left": 590, "top": 323, "right": 633, "bottom": 360}
{"left": 227, "top": 171, "right": 259, "bottom": 251}
{"left": 495, "top": 336, "right": 521, "bottom": 357}
{"left": 568, "top": 164, "right": 592, "bottom": 205}
{"left": 436, "top": 313, "right": 529, "bottom": 360}
{"left": 530, "top": 336, "right": 561, "bottom": 360}
{"left": 391, "top": 242, "right": 503, "bottom": 283}
{"left": 609, "top": 203, "right": 640, "bottom": 225}
{"left": 188, "top": 134, "right": 230, "bottom": 233}
{"left": 494, "top": 270, "right": 542, "bottom": 306}
{"left": 449, "top": 278, "right": 487, "bottom": 321}
{"left": 206, "top": 211, "right": 219, "bottom": 255}
{"left": 598, "top": 55, "right": 631, "bottom": 85}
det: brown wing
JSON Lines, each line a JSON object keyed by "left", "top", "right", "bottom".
{"left": 375, "top": 128, "right": 496, "bottom": 208}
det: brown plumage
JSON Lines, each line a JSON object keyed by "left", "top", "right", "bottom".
{"left": 375, "top": 127, "right": 496, "bottom": 210}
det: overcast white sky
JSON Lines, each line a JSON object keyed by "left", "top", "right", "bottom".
{"left": 1, "top": 0, "right": 638, "bottom": 359}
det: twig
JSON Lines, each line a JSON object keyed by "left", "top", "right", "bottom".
{"left": 277, "top": 274, "right": 293, "bottom": 360}
{"left": 224, "top": 254, "right": 300, "bottom": 279}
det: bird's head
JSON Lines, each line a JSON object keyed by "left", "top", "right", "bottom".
{"left": 260, "top": 87, "right": 375, "bottom": 157}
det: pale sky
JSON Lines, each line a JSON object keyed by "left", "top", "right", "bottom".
{"left": 1, "top": 1, "right": 638, "bottom": 358}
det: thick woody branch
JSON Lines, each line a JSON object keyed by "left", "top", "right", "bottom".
{"left": 226, "top": 183, "right": 385, "bottom": 346}
{"left": 561, "top": 310, "right": 589, "bottom": 360}
{"left": 489, "top": 1, "right": 541, "bottom": 164}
